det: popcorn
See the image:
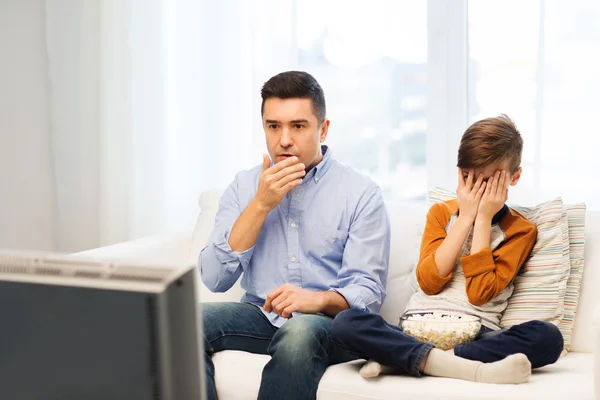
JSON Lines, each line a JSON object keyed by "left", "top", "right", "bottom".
{"left": 400, "top": 313, "right": 481, "bottom": 350}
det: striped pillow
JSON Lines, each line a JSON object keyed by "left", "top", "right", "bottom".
{"left": 558, "top": 203, "right": 586, "bottom": 352}
{"left": 503, "top": 199, "right": 570, "bottom": 333}
{"left": 428, "top": 189, "right": 571, "bottom": 348}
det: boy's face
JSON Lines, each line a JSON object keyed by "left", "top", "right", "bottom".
{"left": 461, "top": 160, "right": 522, "bottom": 187}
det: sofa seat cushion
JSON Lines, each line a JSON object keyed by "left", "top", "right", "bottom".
{"left": 212, "top": 350, "right": 594, "bottom": 399}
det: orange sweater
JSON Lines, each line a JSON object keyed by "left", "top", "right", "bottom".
{"left": 405, "top": 199, "right": 537, "bottom": 329}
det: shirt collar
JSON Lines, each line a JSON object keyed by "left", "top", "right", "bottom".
{"left": 308, "top": 145, "right": 333, "bottom": 183}
{"left": 492, "top": 204, "right": 509, "bottom": 225}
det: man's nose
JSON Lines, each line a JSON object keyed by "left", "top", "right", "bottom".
{"left": 280, "top": 128, "right": 293, "bottom": 147}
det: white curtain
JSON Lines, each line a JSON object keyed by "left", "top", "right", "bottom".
{"left": 42, "top": 0, "right": 295, "bottom": 252}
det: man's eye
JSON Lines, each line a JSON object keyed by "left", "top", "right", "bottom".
{"left": 268, "top": 124, "right": 278, "bottom": 129}
{"left": 294, "top": 124, "right": 304, "bottom": 129}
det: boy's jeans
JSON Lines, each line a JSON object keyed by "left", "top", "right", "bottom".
{"left": 331, "top": 308, "right": 564, "bottom": 376}
{"left": 202, "top": 302, "right": 356, "bottom": 400}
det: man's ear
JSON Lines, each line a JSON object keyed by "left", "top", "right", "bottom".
{"left": 319, "top": 119, "right": 330, "bottom": 143}
{"left": 510, "top": 167, "right": 522, "bottom": 186}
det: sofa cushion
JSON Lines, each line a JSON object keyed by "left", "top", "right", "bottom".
{"left": 558, "top": 203, "right": 587, "bottom": 351}
{"left": 379, "top": 202, "right": 429, "bottom": 325}
{"left": 502, "top": 199, "right": 570, "bottom": 332}
{"left": 212, "top": 350, "right": 595, "bottom": 400}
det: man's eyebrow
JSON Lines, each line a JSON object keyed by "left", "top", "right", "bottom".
{"left": 265, "top": 119, "right": 280, "bottom": 124}
{"left": 290, "top": 119, "right": 309, "bottom": 124}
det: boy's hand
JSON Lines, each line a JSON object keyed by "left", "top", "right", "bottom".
{"left": 477, "top": 170, "right": 509, "bottom": 222}
{"left": 456, "top": 168, "right": 486, "bottom": 223}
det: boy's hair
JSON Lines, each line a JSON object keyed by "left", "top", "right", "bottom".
{"left": 457, "top": 114, "right": 523, "bottom": 173}
{"left": 261, "top": 71, "right": 326, "bottom": 124}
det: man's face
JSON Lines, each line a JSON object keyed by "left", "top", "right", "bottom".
{"left": 262, "top": 98, "right": 329, "bottom": 171}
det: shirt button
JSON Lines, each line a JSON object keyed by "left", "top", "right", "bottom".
{"left": 291, "top": 256, "right": 297, "bottom": 262}
{"left": 290, "top": 222, "right": 297, "bottom": 228}
{"left": 315, "top": 177, "right": 319, "bottom": 182}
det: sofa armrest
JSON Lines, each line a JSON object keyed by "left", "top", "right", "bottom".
{"left": 73, "top": 233, "right": 192, "bottom": 265}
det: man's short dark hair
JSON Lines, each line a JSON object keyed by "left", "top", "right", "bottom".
{"left": 261, "top": 71, "right": 326, "bottom": 124}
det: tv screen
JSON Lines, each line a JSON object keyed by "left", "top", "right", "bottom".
{"left": 0, "top": 252, "right": 205, "bottom": 400}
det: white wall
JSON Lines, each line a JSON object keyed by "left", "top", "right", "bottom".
{"left": 0, "top": 0, "right": 56, "bottom": 251}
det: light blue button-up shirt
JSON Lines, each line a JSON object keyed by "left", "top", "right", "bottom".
{"left": 199, "top": 146, "right": 390, "bottom": 327}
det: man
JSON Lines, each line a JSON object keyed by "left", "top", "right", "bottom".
{"left": 199, "top": 71, "right": 390, "bottom": 400}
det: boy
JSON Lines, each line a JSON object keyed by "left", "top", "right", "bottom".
{"left": 331, "top": 115, "right": 564, "bottom": 384}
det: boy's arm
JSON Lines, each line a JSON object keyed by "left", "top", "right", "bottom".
{"left": 416, "top": 202, "right": 472, "bottom": 295}
{"left": 462, "top": 216, "right": 537, "bottom": 306}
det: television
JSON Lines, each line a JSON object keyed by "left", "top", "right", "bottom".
{"left": 0, "top": 252, "right": 205, "bottom": 400}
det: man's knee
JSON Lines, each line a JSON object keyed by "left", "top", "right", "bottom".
{"left": 270, "top": 315, "right": 331, "bottom": 355}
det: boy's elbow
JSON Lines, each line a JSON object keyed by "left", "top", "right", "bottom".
{"left": 416, "top": 273, "right": 440, "bottom": 296}
{"left": 466, "top": 288, "right": 493, "bottom": 306}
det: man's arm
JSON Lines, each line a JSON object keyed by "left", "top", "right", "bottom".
{"left": 200, "top": 155, "right": 306, "bottom": 292}
{"left": 264, "top": 184, "right": 391, "bottom": 318}
{"left": 331, "top": 184, "right": 391, "bottom": 314}
{"left": 199, "top": 180, "right": 253, "bottom": 292}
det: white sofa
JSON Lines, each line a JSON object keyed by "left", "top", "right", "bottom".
{"left": 80, "top": 191, "right": 600, "bottom": 399}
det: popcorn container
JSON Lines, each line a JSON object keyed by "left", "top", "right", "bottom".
{"left": 400, "top": 313, "right": 482, "bottom": 350}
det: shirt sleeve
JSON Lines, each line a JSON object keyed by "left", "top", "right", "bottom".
{"left": 415, "top": 203, "right": 454, "bottom": 295}
{"left": 461, "top": 214, "right": 537, "bottom": 306}
{"left": 334, "top": 184, "right": 391, "bottom": 313}
{"left": 198, "top": 178, "right": 255, "bottom": 293}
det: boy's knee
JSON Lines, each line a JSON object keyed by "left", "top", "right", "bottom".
{"left": 331, "top": 308, "right": 369, "bottom": 344}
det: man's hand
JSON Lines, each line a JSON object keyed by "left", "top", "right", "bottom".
{"left": 264, "top": 283, "right": 325, "bottom": 319}
{"left": 477, "top": 170, "right": 509, "bottom": 223}
{"left": 456, "top": 168, "right": 486, "bottom": 223}
{"left": 254, "top": 154, "right": 305, "bottom": 212}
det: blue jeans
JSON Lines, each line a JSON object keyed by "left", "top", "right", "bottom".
{"left": 202, "top": 302, "right": 357, "bottom": 400}
{"left": 331, "top": 309, "right": 564, "bottom": 377}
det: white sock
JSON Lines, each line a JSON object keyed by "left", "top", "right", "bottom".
{"left": 424, "top": 349, "right": 531, "bottom": 384}
{"left": 359, "top": 360, "right": 397, "bottom": 379}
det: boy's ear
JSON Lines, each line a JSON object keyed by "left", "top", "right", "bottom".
{"left": 509, "top": 167, "right": 522, "bottom": 186}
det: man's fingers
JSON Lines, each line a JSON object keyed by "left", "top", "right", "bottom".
{"left": 277, "top": 171, "right": 306, "bottom": 188}
{"left": 270, "top": 292, "right": 289, "bottom": 312}
{"left": 272, "top": 163, "right": 305, "bottom": 183}
{"left": 281, "top": 304, "right": 298, "bottom": 319}
{"left": 281, "top": 179, "right": 303, "bottom": 193}
{"left": 267, "top": 156, "right": 299, "bottom": 174}
{"left": 264, "top": 286, "right": 284, "bottom": 311}
{"left": 262, "top": 154, "right": 271, "bottom": 172}
{"left": 274, "top": 298, "right": 293, "bottom": 316}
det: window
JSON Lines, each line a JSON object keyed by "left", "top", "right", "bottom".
{"left": 296, "top": 0, "right": 428, "bottom": 201}
{"left": 468, "top": 0, "right": 600, "bottom": 206}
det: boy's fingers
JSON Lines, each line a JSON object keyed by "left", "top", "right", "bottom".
{"left": 471, "top": 173, "right": 483, "bottom": 193}
{"left": 458, "top": 168, "right": 465, "bottom": 189}
{"left": 466, "top": 170, "right": 474, "bottom": 190}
